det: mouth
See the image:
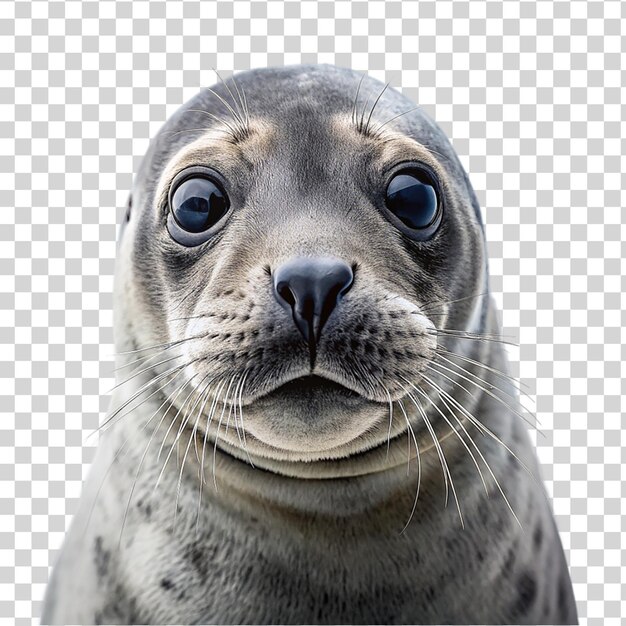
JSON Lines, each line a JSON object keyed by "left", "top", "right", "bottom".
{"left": 251, "top": 374, "right": 366, "bottom": 407}
{"left": 228, "top": 372, "right": 388, "bottom": 456}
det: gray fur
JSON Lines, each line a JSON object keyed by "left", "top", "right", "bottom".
{"left": 42, "top": 64, "right": 577, "bottom": 624}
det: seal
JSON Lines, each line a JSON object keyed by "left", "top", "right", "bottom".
{"left": 42, "top": 64, "right": 578, "bottom": 624}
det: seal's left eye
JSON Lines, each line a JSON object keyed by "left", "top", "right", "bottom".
{"left": 171, "top": 177, "right": 229, "bottom": 233}
{"left": 385, "top": 170, "right": 440, "bottom": 233}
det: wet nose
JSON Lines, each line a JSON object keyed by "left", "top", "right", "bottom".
{"left": 273, "top": 256, "right": 354, "bottom": 348}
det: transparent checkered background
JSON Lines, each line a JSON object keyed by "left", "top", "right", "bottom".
{"left": 1, "top": 0, "right": 624, "bottom": 624}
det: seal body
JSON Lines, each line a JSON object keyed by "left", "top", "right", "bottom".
{"left": 42, "top": 64, "right": 577, "bottom": 624}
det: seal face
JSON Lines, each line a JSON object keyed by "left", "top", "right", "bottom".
{"left": 42, "top": 65, "right": 578, "bottom": 625}
{"left": 120, "top": 65, "right": 489, "bottom": 468}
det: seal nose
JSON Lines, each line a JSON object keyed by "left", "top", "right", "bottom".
{"left": 273, "top": 256, "right": 354, "bottom": 350}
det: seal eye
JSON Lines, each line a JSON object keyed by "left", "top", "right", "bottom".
{"left": 385, "top": 170, "right": 440, "bottom": 233}
{"left": 171, "top": 177, "right": 228, "bottom": 233}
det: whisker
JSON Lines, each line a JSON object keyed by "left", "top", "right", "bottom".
{"left": 113, "top": 347, "right": 175, "bottom": 372}
{"left": 230, "top": 72, "right": 250, "bottom": 128}
{"left": 399, "top": 399, "right": 411, "bottom": 475}
{"left": 90, "top": 361, "right": 196, "bottom": 438}
{"left": 435, "top": 351, "right": 526, "bottom": 401}
{"left": 351, "top": 74, "right": 365, "bottom": 128}
{"left": 237, "top": 369, "right": 254, "bottom": 467}
{"left": 420, "top": 144, "right": 454, "bottom": 164}
{"left": 97, "top": 368, "right": 185, "bottom": 436}
{"left": 116, "top": 373, "right": 199, "bottom": 546}
{"left": 403, "top": 384, "right": 464, "bottom": 528}
{"left": 194, "top": 378, "right": 222, "bottom": 465}
{"left": 164, "top": 125, "right": 233, "bottom": 139}
{"left": 211, "top": 77, "right": 247, "bottom": 131}
{"left": 363, "top": 82, "right": 389, "bottom": 135}
{"left": 114, "top": 334, "right": 204, "bottom": 357}
{"left": 373, "top": 106, "right": 420, "bottom": 136}
{"left": 82, "top": 370, "right": 188, "bottom": 541}
{"left": 172, "top": 376, "right": 201, "bottom": 479}
{"left": 212, "top": 375, "right": 238, "bottom": 489}
{"left": 434, "top": 350, "right": 538, "bottom": 419}
{"left": 177, "top": 110, "right": 239, "bottom": 140}
{"left": 171, "top": 380, "right": 207, "bottom": 477}
{"left": 196, "top": 378, "right": 229, "bottom": 534}
{"left": 213, "top": 68, "right": 249, "bottom": 134}
{"left": 185, "top": 107, "right": 240, "bottom": 131}
{"left": 224, "top": 373, "right": 242, "bottom": 441}
{"left": 427, "top": 327, "right": 518, "bottom": 347}
{"left": 384, "top": 389, "right": 394, "bottom": 459}
{"left": 114, "top": 335, "right": 210, "bottom": 376}
{"left": 397, "top": 381, "right": 449, "bottom": 506}
{"left": 435, "top": 344, "right": 529, "bottom": 391}
{"left": 396, "top": 398, "right": 422, "bottom": 534}
{"left": 154, "top": 375, "right": 204, "bottom": 486}
{"left": 420, "top": 375, "right": 523, "bottom": 528}
{"left": 96, "top": 353, "right": 217, "bottom": 440}
{"left": 168, "top": 312, "right": 214, "bottom": 323}
{"left": 173, "top": 375, "right": 217, "bottom": 527}
{"left": 358, "top": 84, "right": 374, "bottom": 133}
{"left": 349, "top": 358, "right": 380, "bottom": 398}
{"left": 413, "top": 376, "right": 489, "bottom": 495}
{"left": 203, "top": 85, "right": 246, "bottom": 137}
{"left": 427, "top": 360, "right": 540, "bottom": 434}
{"left": 421, "top": 366, "right": 537, "bottom": 480}
{"left": 239, "top": 81, "right": 250, "bottom": 129}
{"left": 420, "top": 290, "right": 490, "bottom": 313}
{"left": 108, "top": 354, "right": 183, "bottom": 393}
{"left": 437, "top": 327, "right": 517, "bottom": 342}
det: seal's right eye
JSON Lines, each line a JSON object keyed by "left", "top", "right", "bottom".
{"left": 167, "top": 172, "right": 230, "bottom": 246}
{"left": 171, "top": 177, "right": 228, "bottom": 233}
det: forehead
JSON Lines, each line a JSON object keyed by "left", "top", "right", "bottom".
{"left": 157, "top": 70, "right": 424, "bottom": 164}
{"left": 140, "top": 67, "right": 476, "bottom": 221}
{"left": 154, "top": 108, "right": 446, "bottom": 200}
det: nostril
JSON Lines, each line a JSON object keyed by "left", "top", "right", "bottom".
{"left": 276, "top": 282, "right": 296, "bottom": 308}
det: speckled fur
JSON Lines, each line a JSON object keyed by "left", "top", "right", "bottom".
{"left": 42, "top": 64, "right": 577, "bottom": 624}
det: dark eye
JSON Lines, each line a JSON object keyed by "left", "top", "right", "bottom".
{"left": 385, "top": 170, "right": 440, "bottom": 234}
{"left": 171, "top": 177, "right": 228, "bottom": 233}
{"left": 167, "top": 171, "right": 231, "bottom": 246}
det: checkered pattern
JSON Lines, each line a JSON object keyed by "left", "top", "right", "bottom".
{"left": 1, "top": 1, "right": 624, "bottom": 624}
